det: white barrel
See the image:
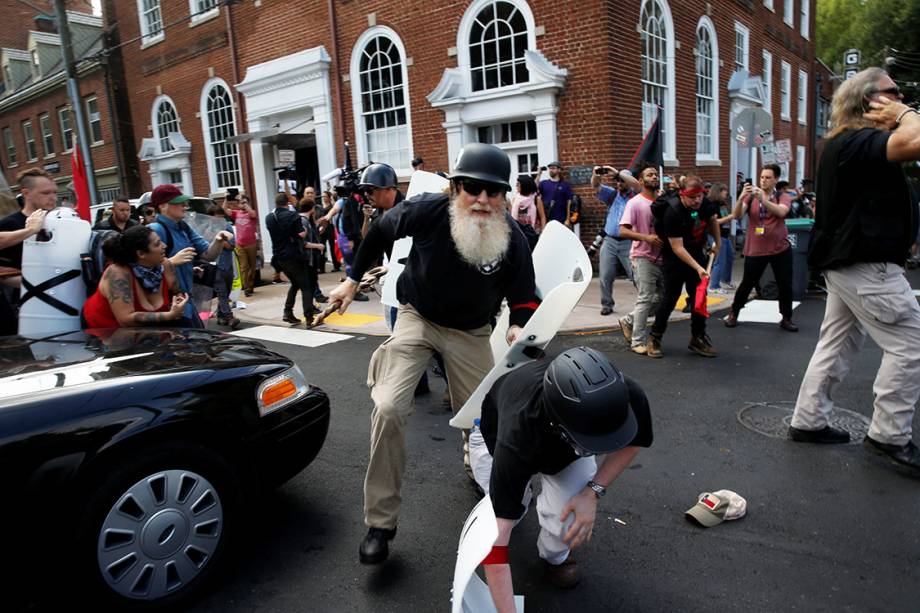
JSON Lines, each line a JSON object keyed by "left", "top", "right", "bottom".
{"left": 19, "top": 207, "right": 91, "bottom": 336}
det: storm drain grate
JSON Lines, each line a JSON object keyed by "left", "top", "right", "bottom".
{"left": 737, "top": 401, "right": 870, "bottom": 445}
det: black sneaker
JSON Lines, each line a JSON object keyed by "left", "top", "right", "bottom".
{"left": 864, "top": 437, "right": 920, "bottom": 472}
{"left": 788, "top": 425, "right": 850, "bottom": 444}
{"left": 359, "top": 526, "right": 397, "bottom": 564}
{"left": 282, "top": 311, "right": 300, "bottom": 324}
{"left": 353, "top": 292, "right": 370, "bottom": 302}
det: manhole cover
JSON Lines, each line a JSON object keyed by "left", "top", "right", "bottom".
{"left": 737, "top": 401, "right": 870, "bottom": 445}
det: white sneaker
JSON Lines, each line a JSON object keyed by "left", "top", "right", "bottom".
{"left": 719, "top": 282, "right": 736, "bottom": 290}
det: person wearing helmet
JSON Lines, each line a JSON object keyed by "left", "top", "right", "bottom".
{"left": 469, "top": 347, "right": 653, "bottom": 606}
{"left": 328, "top": 142, "right": 539, "bottom": 566}
{"left": 357, "top": 162, "right": 403, "bottom": 239}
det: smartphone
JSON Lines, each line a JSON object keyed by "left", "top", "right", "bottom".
{"left": 743, "top": 178, "right": 752, "bottom": 186}
{"left": 227, "top": 187, "right": 239, "bottom": 200}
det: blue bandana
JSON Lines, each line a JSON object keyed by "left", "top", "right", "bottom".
{"left": 130, "top": 263, "right": 165, "bottom": 293}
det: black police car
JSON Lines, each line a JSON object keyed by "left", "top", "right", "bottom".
{"left": 0, "top": 328, "right": 330, "bottom": 609}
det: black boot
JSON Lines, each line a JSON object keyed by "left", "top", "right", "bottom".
{"left": 282, "top": 310, "right": 300, "bottom": 324}
{"left": 359, "top": 526, "right": 397, "bottom": 564}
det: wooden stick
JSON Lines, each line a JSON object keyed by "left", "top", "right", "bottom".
{"left": 309, "top": 266, "right": 388, "bottom": 328}
{"left": 705, "top": 251, "right": 715, "bottom": 277}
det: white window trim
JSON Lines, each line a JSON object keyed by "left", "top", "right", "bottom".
{"left": 200, "top": 77, "right": 242, "bottom": 194}
{"left": 3, "top": 126, "right": 17, "bottom": 167}
{"left": 456, "top": 0, "right": 537, "bottom": 98}
{"left": 23, "top": 120, "right": 37, "bottom": 162}
{"left": 189, "top": 0, "right": 220, "bottom": 26}
{"left": 85, "top": 96, "right": 104, "bottom": 145}
{"left": 780, "top": 60, "right": 791, "bottom": 121}
{"left": 39, "top": 114, "right": 54, "bottom": 158}
{"left": 797, "top": 69, "right": 808, "bottom": 125}
{"left": 764, "top": 0, "right": 775, "bottom": 11}
{"left": 151, "top": 94, "right": 181, "bottom": 154}
{"left": 800, "top": 0, "right": 810, "bottom": 38}
{"left": 58, "top": 107, "right": 73, "bottom": 152}
{"left": 762, "top": 50, "right": 773, "bottom": 116}
{"left": 349, "top": 26, "right": 415, "bottom": 177}
{"left": 733, "top": 22, "right": 750, "bottom": 73}
{"left": 695, "top": 16, "right": 720, "bottom": 164}
{"left": 136, "top": 0, "right": 165, "bottom": 46}
{"left": 784, "top": 0, "right": 794, "bottom": 27}
{"left": 639, "top": 0, "right": 677, "bottom": 164}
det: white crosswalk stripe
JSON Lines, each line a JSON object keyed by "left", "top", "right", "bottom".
{"left": 231, "top": 325, "right": 352, "bottom": 347}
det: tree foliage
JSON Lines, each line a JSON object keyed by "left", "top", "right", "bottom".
{"left": 817, "top": 0, "right": 920, "bottom": 95}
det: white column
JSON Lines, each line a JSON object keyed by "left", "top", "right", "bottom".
{"left": 443, "top": 116, "right": 464, "bottom": 173}
{"left": 533, "top": 108, "right": 558, "bottom": 167}
{"left": 248, "top": 119, "right": 275, "bottom": 260}
{"left": 180, "top": 165, "right": 194, "bottom": 196}
{"left": 313, "top": 102, "right": 337, "bottom": 183}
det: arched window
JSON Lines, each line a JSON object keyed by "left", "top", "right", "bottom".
{"left": 352, "top": 30, "right": 412, "bottom": 170}
{"left": 695, "top": 17, "right": 719, "bottom": 160}
{"left": 201, "top": 80, "right": 241, "bottom": 191}
{"left": 154, "top": 97, "right": 179, "bottom": 153}
{"left": 640, "top": 0, "right": 675, "bottom": 160}
{"left": 468, "top": 1, "right": 529, "bottom": 92}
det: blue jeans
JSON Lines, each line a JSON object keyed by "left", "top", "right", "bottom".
{"left": 599, "top": 237, "right": 634, "bottom": 310}
{"left": 709, "top": 236, "right": 734, "bottom": 289}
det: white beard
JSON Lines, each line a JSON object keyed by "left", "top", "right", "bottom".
{"left": 448, "top": 195, "right": 511, "bottom": 267}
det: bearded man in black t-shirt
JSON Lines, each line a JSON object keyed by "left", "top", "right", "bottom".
{"left": 647, "top": 175, "right": 721, "bottom": 358}
{"left": 467, "top": 347, "right": 653, "bottom": 607}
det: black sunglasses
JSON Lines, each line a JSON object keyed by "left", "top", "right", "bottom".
{"left": 872, "top": 86, "right": 901, "bottom": 98}
{"left": 458, "top": 179, "right": 504, "bottom": 198}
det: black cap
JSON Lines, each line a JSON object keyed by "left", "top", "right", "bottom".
{"left": 358, "top": 163, "right": 398, "bottom": 189}
{"left": 448, "top": 143, "right": 511, "bottom": 191}
{"left": 542, "top": 347, "right": 637, "bottom": 454}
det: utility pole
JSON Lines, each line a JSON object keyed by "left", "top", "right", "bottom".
{"left": 52, "top": 0, "right": 99, "bottom": 205}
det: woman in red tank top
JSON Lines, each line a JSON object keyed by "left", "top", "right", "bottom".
{"left": 83, "top": 225, "right": 189, "bottom": 328}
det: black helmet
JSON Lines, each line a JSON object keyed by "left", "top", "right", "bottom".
{"left": 542, "top": 347, "right": 636, "bottom": 455}
{"left": 448, "top": 143, "right": 511, "bottom": 191}
{"left": 358, "top": 163, "right": 398, "bottom": 190}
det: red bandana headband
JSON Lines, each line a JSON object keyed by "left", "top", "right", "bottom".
{"left": 680, "top": 187, "right": 706, "bottom": 197}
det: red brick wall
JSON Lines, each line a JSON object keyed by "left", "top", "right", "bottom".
{"left": 0, "top": 0, "right": 95, "bottom": 50}
{"left": 0, "top": 69, "right": 118, "bottom": 191}
{"left": 109, "top": 0, "right": 816, "bottom": 241}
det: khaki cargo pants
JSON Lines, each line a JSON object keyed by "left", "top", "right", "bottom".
{"left": 364, "top": 304, "right": 493, "bottom": 529}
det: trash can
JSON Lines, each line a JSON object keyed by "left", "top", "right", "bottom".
{"left": 785, "top": 218, "right": 814, "bottom": 301}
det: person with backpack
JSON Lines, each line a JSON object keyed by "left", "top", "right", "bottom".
{"left": 646, "top": 175, "right": 721, "bottom": 358}
{"left": 147, "top": 184, "right": 234, "bottom": 329}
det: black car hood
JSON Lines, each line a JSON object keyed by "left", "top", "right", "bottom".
{"left": 0, "top": 329, "right": 287, "bottom": 404}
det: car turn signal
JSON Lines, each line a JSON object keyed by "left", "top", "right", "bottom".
{"left": 256, "top": 366, "right": 308, "bottom": 417}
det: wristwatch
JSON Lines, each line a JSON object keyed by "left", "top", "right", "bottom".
{"left": 587, "top": 480, "right": 606, "bottom": 498}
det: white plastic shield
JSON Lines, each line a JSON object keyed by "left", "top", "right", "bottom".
{"left": 381, "top": 171, "right": 450, "bottom": 308}
{"left": 451, "top": 496, "right": 524, "bottom": 613}
{"left": 451, "top": 221, "right": 591, "bottom": 429}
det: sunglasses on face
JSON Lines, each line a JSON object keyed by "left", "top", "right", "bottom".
{"left": 872, "top": 86, "right": 901, "bottom": 98}
{"left": 458, "top": 179, "right": 504, "bottom": 198}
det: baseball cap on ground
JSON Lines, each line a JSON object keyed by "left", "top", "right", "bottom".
{"left": 150, "top": 184, "right": 191, "bottom": 207}
{"left": 685, "top": 490, "right": 747, "bottom": 528}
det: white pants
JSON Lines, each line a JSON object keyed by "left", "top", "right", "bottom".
{"left": 468, "top": 429, "right": 596, "bottom": 565}
{"left": 791, "top": 263, "right": 920, "bottom": 445}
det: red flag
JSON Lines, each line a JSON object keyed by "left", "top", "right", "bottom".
{"left": 71, "top": 136, "right": 91, "bottom": 221}
{"left": 694, "top": 277, "right": 710, "bottom": 317}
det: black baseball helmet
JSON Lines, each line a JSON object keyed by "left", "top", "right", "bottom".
{"left": 448, "top": 143, "right": 511, "bottom": 191}
{"left": 358, "top": 163, "right": 398, "bottom": 190}
{"left": 542, "top": 347, "right": 637, "bottom": 455}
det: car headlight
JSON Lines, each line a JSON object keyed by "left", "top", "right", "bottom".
{"left": 256, "top": 365, "right": 309, "bottom": 417}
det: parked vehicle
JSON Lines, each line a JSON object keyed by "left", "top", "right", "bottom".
{"left": 0, "top": 328, "right": 330, "bottom": 609}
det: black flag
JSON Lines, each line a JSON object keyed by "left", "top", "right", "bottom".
{"left": 628, "top": 110, "right": 664, "bottom": 176}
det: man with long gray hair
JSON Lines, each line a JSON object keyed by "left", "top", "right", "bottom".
{"left": 328, "top": 142, "right": 538, "bottom": 565}
{"left": 789, "top": 68, "right": 920, "bottom": 474}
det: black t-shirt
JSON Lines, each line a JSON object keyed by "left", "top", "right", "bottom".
{"left": 265, "top": 207, "right": 304, "bottom": 261}
{"left": 93, "top": 216, "right": 139, "bottom": 233}
{"left": 481, "top": 360, "right": 654, "bottom": 520}
{"left": 0, "top": 211, "right": 27, "bottom": 268}
{"left": 810, "top": 128, "right": 919, "bottom": 269}
{"left": 660, "top": 198, "right": 718, "bottom": 261}
{"left": 350, "top": 192, "right": 538, "bottom": 330}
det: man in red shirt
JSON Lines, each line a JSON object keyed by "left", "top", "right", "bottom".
{"left": 723, "top": 164, "right": 798, "bottom": 331}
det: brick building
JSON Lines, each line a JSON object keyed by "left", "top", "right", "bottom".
{"left": 0, "top": 2, "right": 137, "bottom": 209}
{"left": 106, "top": 0, "right": 817, "bottom": 255}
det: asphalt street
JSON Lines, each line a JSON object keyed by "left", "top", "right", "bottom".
{"left": 189, "top": 284, "right": 920, "bottom": 613}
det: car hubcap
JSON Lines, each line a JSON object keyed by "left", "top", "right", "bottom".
{"left": 97, "top": 470, "right": 223, "bottom": 600}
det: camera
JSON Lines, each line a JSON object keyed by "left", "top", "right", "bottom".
{"left": 594, "top": 167, "right": 610, "bottom": 175}
{"left": 586, "top": 233, "right": 605, "bottom": 257}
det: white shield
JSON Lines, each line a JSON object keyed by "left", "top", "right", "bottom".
{"left": 451, "top": 496, "right": 524, "bottom": 613}
{"left": 450, "top": 221, "right": 591, "bottom": 429}
{"left": 381, "top": 171, "right": 450, "bottom": 307}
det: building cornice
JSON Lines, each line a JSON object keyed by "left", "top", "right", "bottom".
{"left": 0, "top": 60, "right": 101, "bottom": 111}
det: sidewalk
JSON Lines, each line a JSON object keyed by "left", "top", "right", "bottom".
{"left": 232, "top": 258, "right": 746, "bottom": 336}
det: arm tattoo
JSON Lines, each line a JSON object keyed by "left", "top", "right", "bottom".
{"left": 108, "top": 275, "right": 133, "bottom": 304}
{"left": 132, "top": 311, "right": 174, "bottom": 324}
